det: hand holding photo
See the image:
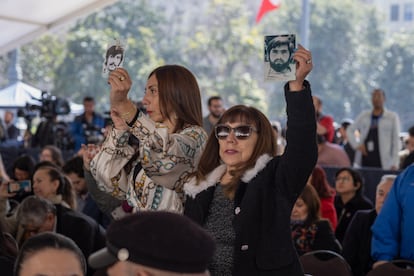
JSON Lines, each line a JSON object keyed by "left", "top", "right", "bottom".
{"left": 102, "top": 38, "right": 125, "bottom": 75}
{"left": 264, "top": 34, "right": 296, "bottom": 82}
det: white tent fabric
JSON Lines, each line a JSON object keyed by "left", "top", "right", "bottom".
{"left": 0, "top": 0, "right": 119, "bottom": 55}
{"left": 0, "top": 82, "right": 42, "bottom": 108}
{"left": 0, "top": 81, "right": 83, "bottom": 114}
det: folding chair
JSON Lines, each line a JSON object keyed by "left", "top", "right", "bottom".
{"left": 299, "top": 250, "right": 353, "bottom": 276}
{"left": 366, "top": 259, "right": 414, "bottom": 276}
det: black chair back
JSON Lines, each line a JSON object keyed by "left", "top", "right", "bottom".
{"left": 367, "top": 260, "right": 414, "bottom": 276}
{"left": 299, "top": 250, "right": 352, "bottom": 276}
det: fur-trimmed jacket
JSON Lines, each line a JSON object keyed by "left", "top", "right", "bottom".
{"left": 184, "top": 84, "right": 317, "bottom": 275}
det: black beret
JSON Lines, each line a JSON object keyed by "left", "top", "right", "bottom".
{"left": 88, "top": 211, "right": 215, "bottom": 273}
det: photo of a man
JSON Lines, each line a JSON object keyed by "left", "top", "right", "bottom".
{"left": 102, "top": 41, "right": 125, "bottom": 74}
{"left": 264, "top": 34, "right": 296, "bottom": 82}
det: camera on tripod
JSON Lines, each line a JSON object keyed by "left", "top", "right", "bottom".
{"left": 17, "top": 91, "right": 74, "bottom": 150}
{"left": 20, "top": 91, "right": 71, "bottom": 119}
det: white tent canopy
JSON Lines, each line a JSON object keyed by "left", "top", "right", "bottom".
{"left": 0, "top": 81, "right": 83, "bottom": 114}
{"left": 0, "top": 0, "right": 119, "bottom": 55}
{"left": 0, "top": 81, "right": 42, "bottom": 108}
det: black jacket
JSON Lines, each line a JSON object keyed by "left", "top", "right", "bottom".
{"left": 55, "top": 204, "right": 106, "bottom": 258}
{"left": 291, "top": 219, "right": 341, "bottom": 256}
{"left": 342, "top": 209, "right": 377, "bottom": 276}
{"left": 334, "top": 194, "right": 373, "bottom": 244}
{"left": 184, "top": 83, "right": 317, "bottom": 275}
{"left": 55, "top": 204, "right": 106, "bottom": 276}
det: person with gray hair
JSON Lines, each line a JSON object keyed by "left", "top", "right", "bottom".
{"left": 342, "top": 174, "right": 396, "bottom": 276}
{"left": 16, "top": 195, "right": 105, "bottom": 275}
{"left": 371, "top": 165, "right": 414, "bottom": 269}
{"left": 14, "top": 232, "right": 86, "bottom": 276}
{"left": 16, "top": 195, "right": 57, "bottom": 240}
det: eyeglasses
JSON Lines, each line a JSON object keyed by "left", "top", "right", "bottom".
{"left": 214, "top": 124, "right": 257, "bottom": 140}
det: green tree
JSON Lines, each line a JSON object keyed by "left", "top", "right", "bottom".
{"left": 52, "top": 0, "right": 166, "bottom": 109}
{"left": 376, "top": 33, "right": 414, "bottom": 130}
{"left": 5, "top": 0, "right": 414, "bottom": 131}
{"left": 183, "top": 0, "right": 267, "bottom": 111}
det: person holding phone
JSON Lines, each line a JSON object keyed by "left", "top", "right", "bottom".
{"left": 7, "top": 180, "right": 31, "bottom": 194}
{"left": 0, "top": 162, "right": 76, "bottom": 235}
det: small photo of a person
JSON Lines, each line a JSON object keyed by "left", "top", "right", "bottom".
{"left": 264, "top": 34, "right": 296, "bottom": 81}
{"left": 103, "top": 44, "right": 124, "bottom": 74}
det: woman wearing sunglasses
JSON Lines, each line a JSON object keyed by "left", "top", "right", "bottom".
{"left": 184, "top": 45, "right": 317, "bottom": 276}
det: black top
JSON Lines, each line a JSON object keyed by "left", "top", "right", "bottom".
{"left": 362, "top": 114, "right": 382, "bottom": 168}
{"left": 185, "top": 82, "right": 317, "bottom": 276}
{"left": 401, "top": 151, "right": 414, "bottom": 170}
{"left": 291, "top": 219, "right": 341, "bottom": 256}
{"left": 334, "top": 194, "right": 373, "bottom": 244}
{"left": 342, "top": 209, "right": 377, "bottom": 276}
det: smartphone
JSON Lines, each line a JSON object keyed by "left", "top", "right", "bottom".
{"left": 8, "top": 180, "right": 32, "bottom": 193}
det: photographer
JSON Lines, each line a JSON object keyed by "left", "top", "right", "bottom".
{"left": 71, "top": 97, "right": 105, "bottom": 153}
{"left": 22, "top": 92, "right": 73, "bottom": 151}
{"left": 31, "top": 115, "right": 73, "bottom": 150}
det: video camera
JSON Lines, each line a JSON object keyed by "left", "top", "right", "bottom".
{"left": 18, "top": 91, "right": 71, "bottom": 119}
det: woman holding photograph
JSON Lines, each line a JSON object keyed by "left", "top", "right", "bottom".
{"left": 88, "top": 65, "right": 206, "bottom": 214}
{"left": 184, "top": 45, "right": 317, "bottom": 275}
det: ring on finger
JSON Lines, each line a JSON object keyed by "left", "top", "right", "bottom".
{"left": 306, "top": 59, "right": 312, "bottom": 64}
{"left": 119, "top": 76, "right": 125, "bottom": 81}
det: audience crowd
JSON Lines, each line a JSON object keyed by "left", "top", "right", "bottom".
{"left": 0, "top": 47, "right": 414, "bottom": 276}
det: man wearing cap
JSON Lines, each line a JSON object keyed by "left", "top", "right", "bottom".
{"left": 89, "top": 211, "right": 215, "bottom": 276}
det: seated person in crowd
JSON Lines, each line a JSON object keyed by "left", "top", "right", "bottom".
{"left": 10, "top": 154, "right": 36, "bottom": 183}
{"left": 291, "top": 184, "right": 341, "bottom": 256}
{"left": 313, "top": 95, "right": 335, "bottom": 142}
{"left": 371, "top": 165, "right": 414, "bottom": 269}
{"left": 307, "top": 165, "right": 337, "bottom": 230}
{"left": 334, "top": 167, "right": 373, "bottom": 243}
{"left": 8, "top": 154, "right": 36, "bottom": 203}
{"left": 63, "top": 156, "right": 111, "bottom": 228}
{"left": 0, "top": 218, "right": 18, "bottom": 275}
{"left": 31, "top": 162, "right": 76, "bottom": 209}
{"left": 342, "top": 174, "right": 395, "bottom": 276}
{"left": 399, "top": 125, "right": 414, "bottom": 169}
{"left": 14, "top": 232, "right": 86, "bottom": 276}
{"left": 0, "top": 162, "right": 76, "bottom": 235}
{"left": 16, "top": 196, "right": 105, "bottom": 276}
{"left": 317, "top": 135, "right": 351, "bottom": 167}
{"left": 39, "top": 145, "right": 65, "bottom": 168}
{"left": 88, "top": 211, "right": 215, "bottom": 276}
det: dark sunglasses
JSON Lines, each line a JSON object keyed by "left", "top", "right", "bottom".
{"left": 215, "top": 124, "right": 257, "bottom": 140}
